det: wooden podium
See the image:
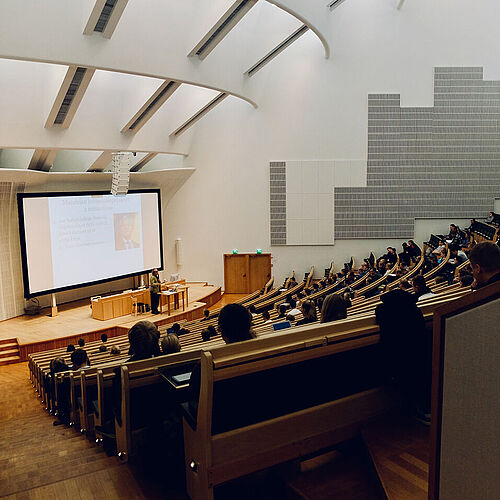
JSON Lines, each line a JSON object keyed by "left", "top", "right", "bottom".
{"left": 224, "top": 253, "right": 271, "bottom": 293}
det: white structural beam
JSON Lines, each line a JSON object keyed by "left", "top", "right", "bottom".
{"left": 28, "top": 149, "right": 58, "bottom": 171}
{"left": 170, "top": 93, "right": 228, "bottom": 137}
{"left": 83, "top": 0, "right": 129, "bottom": 38}
{"left": 87, "top": 151, "right": 113, "bottom": 172}
{"left": 130, "top": 153, "right": 158, "bottom": 172}
{"left": 121, "top": 81, "right": 181, "bottom": 134}
{"left": 45, "top": 66, "right": 95, "bottom": 129}
{"left": 188, "top": 0, "right": 258, "bottom": 60}
{"left": 245, "top": 24, "right": 309, "bottom": 77}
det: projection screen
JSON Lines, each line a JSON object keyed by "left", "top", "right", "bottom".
{"left": 18, "top": 190, "right": 163, "bottom": 298}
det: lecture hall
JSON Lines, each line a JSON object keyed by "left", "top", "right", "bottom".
{"left": 0, "top": 1, "right": 499, "bottom": 499}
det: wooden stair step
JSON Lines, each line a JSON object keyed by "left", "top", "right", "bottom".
{"left": 0, "top": 342, "right": 18, "bottom": 350}
{"left": 0, "top": 338, "right": 17, "bottom": 346}
{"left": 0, "top": 348, "right": 20, "bottom": 357}
{"left": 0, "top": 355, "right": 21, "bottom": 366}
{"left": 362, "top": 415, "right": 430, "bottom": 500}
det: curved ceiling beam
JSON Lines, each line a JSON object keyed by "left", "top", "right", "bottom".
{"left": 0, "top": 54, "right": 258, "bottom": 110}
{"left": 265, "top": 0, "right": 330, "bottom": 59}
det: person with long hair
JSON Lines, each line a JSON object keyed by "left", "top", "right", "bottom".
{"left": 320, "top": 294, "right": 348, "bottom": 323}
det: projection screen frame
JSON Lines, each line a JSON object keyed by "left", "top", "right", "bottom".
{"left": 17, "top": 189, "right": 164, "bottom": 299}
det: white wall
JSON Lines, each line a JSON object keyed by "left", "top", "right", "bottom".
{"left": 161, "top": 0, "right": 500, "bottom": 286}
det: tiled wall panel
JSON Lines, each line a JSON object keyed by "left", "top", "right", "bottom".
{"left": 334, "top": 67, "right": 500, "bottom": 238}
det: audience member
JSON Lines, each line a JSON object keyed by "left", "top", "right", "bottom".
{"left": 296, "top": 300, "right": 317, "bottom": 326}
{"left": 286, "top": 313, "right": 295, "bottom": 323}
{"left": 201, "top": 329, "right": 211, "bottom": 342}
{"left": 99, "top": 333, "right": 108, "bottom": 352}
{"left": 207, "top": 325, "right": 217, "bottom": 337}
{"left": 128, "top": 320, "right": 160, "bottom": 361}
{"left": 469, "top": 241, "right": 500, "bottom": 289}
{"left": 412, "top": 275, "right": 435, "bottom": 301}
{"left": 407, "top": 240, "right": 421, "bottom": 262}
{"left": 287, "top": 298, "right": 301, "bottom": 317}
{"left": 485, "top": 211, "right": 495, "bottom": 224}
{"left": 375, "top": 290, "right": 431, "bottom": 422}
{"left": 218, "top": 303, "right": 255, "bottom": 344}
{"left": 262, "top": 310, "right": 272, "bottom": 324}
{"left": 161, "top": 334, "right": 181, "bottom": 354}
{"left": 77, "top": 338, "right": 85, "bottom": 348}
{"left": 320, "top": 294, "right": 348, "bottom": 323}
{"left": 70, "top": 349, "right": 89, "bottom": 370}
{"left": 399, "top": 279, "right": 412, "bottom": 291}
{"left": 459, "top": 273, "right": 474, "bottom": 288}
{"left": 66, "top": 344, "right": 75, "bottom": 353}
{"left": 200, "top": 309, "right": 210, "bottom": 321}
{"left": 110, "top": 345, "right": 121, "bottom": 355}
{"left": 277, "top": 304, "right": 288, "bottom": 318}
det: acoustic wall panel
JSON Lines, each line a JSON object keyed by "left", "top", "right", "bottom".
{"left": 0, "top": 181, "right": 26, "bottom": 320}
{"left": 334, "top": 67, "right": 500, "bottom": 239}
{"left": 270, "top": 161, "right": 286, "bottom": 245}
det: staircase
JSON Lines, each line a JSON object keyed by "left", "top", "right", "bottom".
{"left": 0, "top": 338, "right": 21, "bottom": 366}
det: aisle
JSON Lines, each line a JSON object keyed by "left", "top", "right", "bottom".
{"left": 0, "top": 363, "right": 145, "bottom": 499}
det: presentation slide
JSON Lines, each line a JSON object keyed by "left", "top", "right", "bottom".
{"left": 19, "top": 191, "right": 162, "bottom": 297}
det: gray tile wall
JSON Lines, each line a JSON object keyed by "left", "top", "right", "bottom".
{"left": 270, "top": 161, "right": 287, "bottom": 244}
{"left": 334, "top": 67, "right": 500, "bottom": 239}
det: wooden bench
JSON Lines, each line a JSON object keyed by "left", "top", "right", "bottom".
{"left": 181, "top": 319, "right": 397, "bottom": 500}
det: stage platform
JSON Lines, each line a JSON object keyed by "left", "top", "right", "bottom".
{"left": 0, "top": 282, "right": 222, "bottom": 360}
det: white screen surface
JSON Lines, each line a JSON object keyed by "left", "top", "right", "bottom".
{"left": 20, "top": 192, "right": 162, "bottom": 296}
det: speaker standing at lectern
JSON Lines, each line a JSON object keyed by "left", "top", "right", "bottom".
{"left": 150, "top": 269, "right": 161, "bottom": 314}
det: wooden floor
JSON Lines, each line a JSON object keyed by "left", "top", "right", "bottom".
{"left": 0, "top": 362, "right": 151, "bottom": 499}
{"left": 0, "top": 283, "right": 221, "bottom": 344}
{"left": 362, "top": 416, "right": 430, "bottom": 500}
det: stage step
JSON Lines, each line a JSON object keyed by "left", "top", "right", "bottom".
{"left": 0, "top": 355, "right": 22, "bottom": 366}
{"left": 0, "top": 338, "right": 20, "bottom": 366}
{"left": 362, "top": 415, "right": 430, "bottom": 500}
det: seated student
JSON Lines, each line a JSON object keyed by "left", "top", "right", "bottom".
{"left": 408, "top": 240, "right": 421, "bottom": 262}
{"left": 320, "top": 294, "right": 348, "bottom": 323}
{"left": 286, "top": 313, "right": 296, "bottom": 324}
{"left": 71, "top": 349, "right": 90, "bottom": 370}
{"left": 262, "top": 310, "right": 272, "bottom": 324}
{"left": 295, "top": 300, "right": 317, "bottom": 326}
{"left": 207, "top": 325, "right": 217, "bottom": 338}
{"left": 364, "top": 277, "right": 380, "bottom": 298}
{"left": 277, "top": 304, "right": 288, "bottom": 318}
{"left": 287, "top": 298, "right": 301, "bottom": 317}
{"left": 412, "top": 275, "right": 435, "bottom": 301}
{"left": 399, "top": 279, "right": 412, "bottom": 291}
{"left": 200, "top": 309, "right": 210, "bottom": 321}
{"left": 110, "top": 345, "right": 121, "bottom": 355}
{"left": 469, "top": 241, "right": 500, "bottom": 289}
{"left": 432, "top": 239, "right": 446, "bottom": 255}
{"left": 399, "top": 242, "right": 411, "bottom": 266}
{"left": 171, "top": 323, "right": 181, "bottom": 335}
{"left": 485, "top": 211, "right": 495, "bottom": 224}
{"left": 99, "top": 333, "right": 108, "bottom": 352}
{"left": 66, "top": 344, "right": 75, "bottom": 353}
{"left": 188, "top": 303, "right": 257, "bottom": 415}
{"left": 161, "top": 334, "right": 181, "bottom": 354}
{"left": 201, "top": 329, "right": 212, "bottom": 342}
{"left": 248, "top": 305, "right": 258, "bottom": 318}
{"left": 77, "top": 338, "right": 85, "bottom": 348}
{"left": 368, "top": 267, "right": 382, "bottom": 281}
{"left": 128, "top": 320, "right": 160, "bottom": 362}
{"left": 459, "top": 273, "right": 474, "bottom": 288}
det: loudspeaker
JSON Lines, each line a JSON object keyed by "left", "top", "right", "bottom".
{"left": 175, "top": 238, "right": 182, "bottom": 267}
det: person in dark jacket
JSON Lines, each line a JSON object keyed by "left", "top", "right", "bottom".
{"left": 375, "top": 290, "right": 431, "bottom": 421}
